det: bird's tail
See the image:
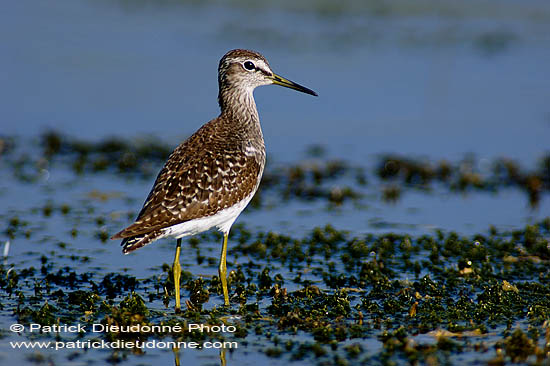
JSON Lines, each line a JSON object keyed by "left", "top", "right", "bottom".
{"left": 113, "top": 229, "right": 165, "bottom": 254}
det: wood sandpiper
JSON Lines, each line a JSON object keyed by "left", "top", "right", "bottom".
{"left": 112, "top": 49, "right": 317, "bottom": 311}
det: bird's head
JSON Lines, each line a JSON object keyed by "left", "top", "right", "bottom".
{"left": 218, "top": 49, "right": 317, "bottom": 96}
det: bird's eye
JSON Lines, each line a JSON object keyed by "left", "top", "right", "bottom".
{"left": 243, "top": 61, "right": 255, "bottom": 71}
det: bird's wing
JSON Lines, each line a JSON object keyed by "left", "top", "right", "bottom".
{"left": 111, "top": 122, "right": 263, "bottom": 239}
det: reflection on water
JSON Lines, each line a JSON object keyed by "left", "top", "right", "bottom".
{"left": 172, "top": 345, "right": 226, "bottom": 366}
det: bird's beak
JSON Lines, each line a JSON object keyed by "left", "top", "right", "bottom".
{"left": 270, "top": 73, "right": 318, "bottom": 96}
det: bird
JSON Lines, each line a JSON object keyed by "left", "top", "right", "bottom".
{"left": 111, "top": 49, "right": 317, "bottom": 311}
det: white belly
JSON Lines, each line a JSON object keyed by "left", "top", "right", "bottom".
{"left": 161, "top": 192, "right": 254, "bottom": 238}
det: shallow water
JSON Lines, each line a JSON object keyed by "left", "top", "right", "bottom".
{"left": 1, "top": 0, "right": 550, "bottom": 365}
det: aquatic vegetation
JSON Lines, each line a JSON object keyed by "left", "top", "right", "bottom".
{"left": 2, "top": 219, "right": 549, "bottom": 364}
{"left": 378, "top": 154, "right": 550, "bottom": 207}
{"left": 1, "top": 133, "right": 549, "bottom": 365}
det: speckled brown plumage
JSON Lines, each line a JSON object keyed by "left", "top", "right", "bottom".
{"left": 112, "top": 115, "right": 265, "bottom": 252}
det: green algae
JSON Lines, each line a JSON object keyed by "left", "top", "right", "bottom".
{"left": 2, "top": 132, "right": 550, "bottom": 365}
{"left": 41, "top": 131, "right": 172, "bottom": 178}
{"left": 3, "top": 218, "right": 550, "bottom": 364}
{"left": 5, "top": 131, "right": 548, "bottom": 209}
{"left": 378, "top": 154, "right": 550, "bottom": 207}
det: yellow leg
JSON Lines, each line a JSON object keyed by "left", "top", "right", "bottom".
{"left": 172, "top": 346, "right": 180, "bottom": 366}
{"left": 220, "top": 348, "right": 227, "bottom": 366}
{"left": 219, "top": 233, "right": 229, "bottom": 306}
{"left": 173, "top": 238, "right": 182, "bottom": 313}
